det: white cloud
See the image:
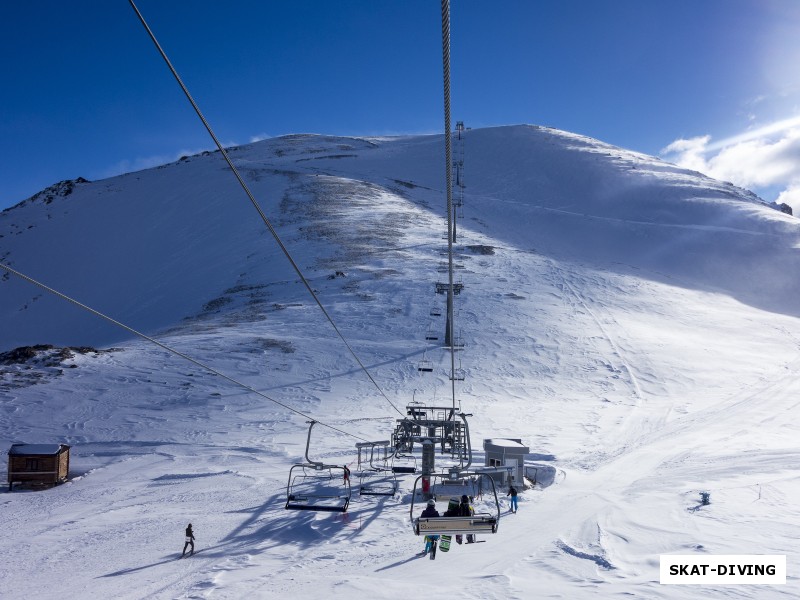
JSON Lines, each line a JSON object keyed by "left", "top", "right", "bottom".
{"left": 777, "top": 183, "right": 800, "bottom": 212}
{"left": 661, "top": 117, "right": 800, "bottom": 215}
{"left": 661, "top": 135, "right": 710, "bottom": 174}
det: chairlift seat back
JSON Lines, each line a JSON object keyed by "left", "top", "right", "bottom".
{"left": 414, "top": 514, "right": 498, "bottom": 535}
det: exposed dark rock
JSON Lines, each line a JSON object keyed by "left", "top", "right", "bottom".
{"left": 465, "top": 245, "right": 495, "bottom": 255}
{"left": 4, "top": 177, "right": 90, "bottom": 212}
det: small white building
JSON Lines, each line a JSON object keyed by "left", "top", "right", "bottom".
{"left": 483, "top": 438, "right": 529, "bottom": 487}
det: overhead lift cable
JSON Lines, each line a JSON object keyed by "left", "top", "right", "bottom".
{"left": 0, "top": 262, "right": 369, "bottom": 443}
{"left": 127, "top": 0, "right": 404, "bottom": 418}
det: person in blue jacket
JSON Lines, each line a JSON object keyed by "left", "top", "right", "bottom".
{"left": 507, "top": 484, "right": 519, "bottom": 513}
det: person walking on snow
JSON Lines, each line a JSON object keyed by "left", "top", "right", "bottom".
{"left": 420, "top": 499, "right": 440, "bottom": 554}
{"left": 343, "top": 465, "right": 350, "bottom": 483}
{"left": 508, "top": 484, "right": 519, "bottom": 513}
{"left": 182, "top": 523, "right": 195, "bottom": 557}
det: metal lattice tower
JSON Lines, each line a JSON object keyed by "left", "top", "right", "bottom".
{"left": 452, "top": 122, "right": 465, "bottom": 242}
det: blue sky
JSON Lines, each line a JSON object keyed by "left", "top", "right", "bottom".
{"left": 3, "top": 1, "right": 800, "bottom": 211}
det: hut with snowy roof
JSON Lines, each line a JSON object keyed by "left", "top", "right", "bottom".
{"left": 483, "top": 438, "right": 529, "bottom": 487}
{"left": 7, "top": 443, "right": 70, "bottom": 490}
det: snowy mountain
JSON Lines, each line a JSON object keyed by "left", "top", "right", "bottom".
{"left": 1, "top": 125, "right": 799, "bottom": 598}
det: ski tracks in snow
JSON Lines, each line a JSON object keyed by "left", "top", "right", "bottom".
{"left": 544, "top": 258, "right": 643, "bottom": 403}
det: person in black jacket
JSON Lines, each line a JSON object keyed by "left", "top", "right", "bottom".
{"left": 459, "top": 495, "right": 475, "bottom": 544}
{"left": 508, "top": 484, "right": 519, "bottom": 513}
{"left": 443, "top": 497, "right": 460, "bottom": 517}
{"left": 182, "top": 523, "right": 195, "bottom": 557}
{"left": 420, "top": 499, "right": 440, "bottom": 554}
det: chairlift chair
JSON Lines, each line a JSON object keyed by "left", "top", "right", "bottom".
{"left": 286, "top": 464, "right": 351, "bottom": 512}
{"left": 359, "top": 469, "right": 398, "bottom": 497}
{"left": 431, "top": 472, "right": 480, "bottom": 503}
{"left": 356, "top": 441, "right": 398, "bottom": 497}
{"left": 391, "top": 449, "right": 418, "bottom": 474}
{"left": 285, "top": 421, "right": 351, "bottom": 513}
{"left": 410, "top": 471, "right": 500, "bottom": 536}
{"left": 417, "top": 353, "right": 433, "bottom": 372}
{"left": 450, "top": 359, "right": 465, "bottom": 381}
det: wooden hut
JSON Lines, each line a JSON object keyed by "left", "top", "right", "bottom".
{"left": 7, "top": 443, "right": 70, "bottom": 490}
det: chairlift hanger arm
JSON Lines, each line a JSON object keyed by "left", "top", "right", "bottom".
{"left": 304, "top": 420, "right": 320, "bottom": 466}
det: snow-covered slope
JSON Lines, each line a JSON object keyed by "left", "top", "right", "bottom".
{"left": 3, "top": 126, "right": 798, "bottom": 350}
{"left": 1, "top": 125, "right": 799, "bottom": 598}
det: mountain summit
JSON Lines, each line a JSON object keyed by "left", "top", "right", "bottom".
{"left": 2, "top": 125, "right": 797, "bottom": 351}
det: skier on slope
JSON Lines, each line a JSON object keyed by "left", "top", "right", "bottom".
{"left": 182, "top": 523, "right": 195, "bottom": 557}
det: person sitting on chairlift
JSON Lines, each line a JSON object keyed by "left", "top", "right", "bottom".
{"left": 458, "top": 494, "right": 475, "bottom": 544}
{"left": 421, "top": 498, "right": 439, "bottom": 518}
{"left": 420, "top": 499, "right": 440, "bottom": 554}
{"left": 446, "top": 496, "right": 465, "bottom": 545}
{"left": 443, "top": 496, "right": 461, "bottom": 517}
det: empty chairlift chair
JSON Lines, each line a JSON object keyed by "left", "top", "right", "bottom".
{"left": 356, "top": 440, "right": 398, "bottom": 497}
{"left": 285, "top": 421, "right": 351, "bottom": 513}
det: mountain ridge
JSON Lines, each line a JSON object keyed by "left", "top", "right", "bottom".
{"left": 2, "top": 125, "right": 797, "bottom": 352}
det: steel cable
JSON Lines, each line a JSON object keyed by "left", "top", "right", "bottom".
{"left": 127, "top": 0, "right": 403, "bottom": 417}
{"left": 0, "top": 262, "right": 369, "bottom": 442}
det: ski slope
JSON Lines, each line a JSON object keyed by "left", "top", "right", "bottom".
{"left": 1, "top": 125, "right": 799, "bottom": 598}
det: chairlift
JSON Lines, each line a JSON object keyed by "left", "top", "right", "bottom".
{"left": 359, "top": 469, "right": 398, "bottom": 497}
{"left": 355, "top": 440, "right": 392, "bottom": 470}
{"left": 430, "top": 306, "right": 442, "bottom": 317}
{"left": 355, "top": 441, "right": 398, "bottom": 497}
{"left": 391, "top": 448, "right": 418, "bottom": 474}
{"left": 451, "top": 329, "right": 465, "bottom": 349}
{"left": 450, "top": 368, "right": 465, "bottom": 381}
{"left": 449, "top": 358, "right": 466, "bottom": 381}
{"left": 410, "top": 470, "right": 500, "bottom": 536}
{"left": 431, "top": 473, "right": 481, "bottom": 503}
{"left": 437, "top": 261, "right": 465, "bottom": 273}
{"left": 417, "top": 351, "right": 433, "bottom": 372}
{"left": 435, "top": 282, "right": 463, "bottom": 295}
{"left": 285, "top": 421, "right": 351, "bottom": 513}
